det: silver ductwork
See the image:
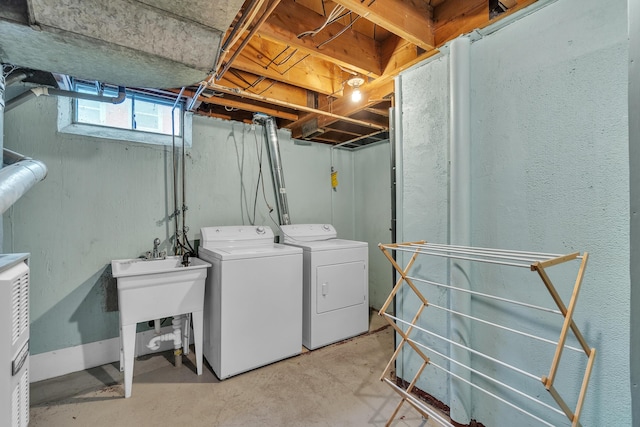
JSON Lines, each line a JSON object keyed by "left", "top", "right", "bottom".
{"left": 254, "top": 113, "right": 291, "bottom": 226}
{"left": 0, "top": 0, "right": 245, "bottom": 89}
{"left": 1, "top": 72, "right": 49, "bottom": 217}
{"left": 0, "top": 154, "right": 48, "bottom": 215}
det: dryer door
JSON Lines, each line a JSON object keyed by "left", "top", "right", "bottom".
{"left": 316, "top": 261, "right": 366, "bottom": 313}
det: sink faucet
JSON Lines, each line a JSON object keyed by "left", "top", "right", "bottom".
{"left": 153, "top": 238, "right": 161, "bottom": 259}
{"left": 144, "top": 238, "right": 166, "bottom": 260}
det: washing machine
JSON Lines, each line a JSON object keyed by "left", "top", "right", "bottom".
{"left": 280, "top": 224, "right": 368, "bottom": 350}
{"left": 198, "top": 225, "right": 303, "bottom": 379}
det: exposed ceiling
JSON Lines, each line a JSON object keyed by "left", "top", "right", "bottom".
{"left": 192, "top": 0, "right": 539, "bottom": 147}
{"left": 0, "top": 0, "right": 539, "bottom": 148}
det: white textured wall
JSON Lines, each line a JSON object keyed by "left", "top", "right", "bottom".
{"left": 396, "top": 55, "right": 452, "bottom": 405}
{"left": 2, "top": 97, "right": 356, "bottom": 356}
{"left": 354, "top": 142, "right": 392, "bottom": 310}
{"left": 396, "top": 0, "right": 630, "bottom": 425}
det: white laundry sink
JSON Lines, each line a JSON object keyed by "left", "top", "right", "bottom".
{"left": 111, "top": 255, "right": 211, "bottom": 397}
{"left": 112, "top": 256, "right": 210, "bottom": 325}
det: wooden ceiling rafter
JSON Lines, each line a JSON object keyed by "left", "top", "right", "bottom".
{"left": 331, "top": 0, "right": 435, "bottom": 51}
{"left": 188, "top": 0, "right": 540, "bottom": 145}
{"left": 261, "top": 0, "right": 383, "bottom": 77}
{"left": 207, "top": 83, "right": 388, "bottom": 131}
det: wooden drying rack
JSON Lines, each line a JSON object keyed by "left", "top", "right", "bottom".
{"left": 377, "top": 241, "right": 596, "bottom": 427}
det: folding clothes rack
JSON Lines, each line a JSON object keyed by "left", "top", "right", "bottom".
{"left": 377, "top": 241, "right": 596, "bottom": 427}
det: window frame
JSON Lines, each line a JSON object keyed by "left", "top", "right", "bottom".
{"left": 58, "top": 81, "right": 192, "bottom": 148}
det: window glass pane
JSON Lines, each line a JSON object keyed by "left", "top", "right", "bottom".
{"left": 134, "top": 99, "right": 180, "bottom": 136}
{"left": 104, "top": 99, "right": 133, "bottom": 130}
{"left": 170, "top": 107, "right": 182, "bottom": 136}
{"left": 75, "top": 84, "right": 132, "bottom": 130}
{"left": 72, "top": 81, "right": 182, "bottom": 137}
{"left": 76, "top": 99, "right": 103, "bottom": 125}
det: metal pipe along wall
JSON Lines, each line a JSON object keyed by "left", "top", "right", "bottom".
{"left": 256, "top": 114, "right": 291, "bottom": 225}
{"left": 449, "top": 36, "right": 472, "bottom": 425}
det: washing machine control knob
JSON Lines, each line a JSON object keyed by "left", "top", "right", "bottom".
{"left": 322, "top": 224, "right": 331, "bottom": 231}
{"left": 256, "top": 226, "right": 266, "bottom": 234}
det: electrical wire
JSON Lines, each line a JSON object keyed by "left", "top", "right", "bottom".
{"left": 231, "top": 126, "right": 255, "bottom": 225}
{"left": 296, "top": 4, "right": 347, "bottom": 38}
{"left": 316, "top": 14, "right": 362, "bottom": 49}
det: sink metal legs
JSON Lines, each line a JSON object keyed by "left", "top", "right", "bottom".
{"left": 119, "top": 311, "right": 204, "bottom": 398}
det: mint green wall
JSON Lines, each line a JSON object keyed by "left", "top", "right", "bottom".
{"left": 2, "top": 96, "right": 359, "bottom": 356}
{"left": 354, "top": 142, "right": 392, "bottom": 311}
{"left": 396, "top": 0, "right": 630, "bottom": 425}
{"left": 629, "top": 0, "right": 640, "bottom": 422}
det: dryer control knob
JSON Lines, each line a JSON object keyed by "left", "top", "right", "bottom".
{"left": 322, "top": 224, "right": 331, "bottom": 231}
{"left": 256, "top": 226, "right": 266, "bottom": 234}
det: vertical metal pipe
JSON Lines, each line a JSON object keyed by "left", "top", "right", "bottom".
{"left": 629, "top": 0, "right": 640, "bottom": 423}
{"left": 255, "top": 114, "right": 291, "bottom": 225}
{"left": 449, "top": 36, "right": 472, "bottom": 425}
{"left": 1, "top": 71, "right": 5, "bottom": 251}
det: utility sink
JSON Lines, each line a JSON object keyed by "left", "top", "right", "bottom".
{"left": 112, "top": 256, "right": 210, "bottom": 279}
{"left": 111, "top": 255, "right": 211, "bottom": 398}
{"left": 111, "top": 256, "right": 211, "bottom": 325}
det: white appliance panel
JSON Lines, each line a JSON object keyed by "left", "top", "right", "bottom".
{"left": 316, "top": 261, "right": 366, "bottom": 314}
{"left": 1, "top": 255, "right": 30, "bottom": 427}
{"left": 219, "top": 256, "right": 301, "bottom": 377}
{"left": 201, "top": 225, "right": 274, "bottom": 247}
{"left": 202, "top": 243, "right": 300, "bottom": 261}
{"left": 305, "top": 243, "right": 369, "bottom": 350}
{"left": 281, "top": 223, "right": 337, "bottom": 242}
{"left": 199, "top": 226, "right": 303, "bottom": 380}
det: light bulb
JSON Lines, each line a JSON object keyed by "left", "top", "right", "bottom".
{"left": 351, "top": 88, "right": 362, "bottom": 102}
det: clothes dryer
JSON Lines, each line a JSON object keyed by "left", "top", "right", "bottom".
{"left": 280, "top": 224, "right": 368, "bottom": 350}
{"left": 198, "top": 225, "right": 302, "bottom": 379}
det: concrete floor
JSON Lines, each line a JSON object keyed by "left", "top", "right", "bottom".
{"left": 29, "top": 312, "right": 443, "bottom": 427}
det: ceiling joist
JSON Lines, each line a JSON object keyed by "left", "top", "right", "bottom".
{"left": 186, "top": 0, "right": 542, "bottom": 145}
{"left": 332, "top": 0, "right": 435, "bottom": 51}
{"left": 261, "top": 0, "right": 382, "bottom": 77}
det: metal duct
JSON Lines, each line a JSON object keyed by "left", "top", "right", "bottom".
{"left": 254, "top": 113, "right": 291, "bottom": 225}
{"left": 0, "top": 0, "right": 246, "bottom": 88}
{"left": 0, "top": 156, "right": 48, "bottom": 214}
{"left": 0, "top": 72, "right": 49, "bottom": 216}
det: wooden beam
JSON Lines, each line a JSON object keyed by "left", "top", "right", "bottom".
{"left": 433, "top": 0, "right": 487, "bottom": 46}
{"left": 260, "top": 0, "right": 382, "bottom": 77}
{"left": 198, "top": 111, "right": 232, "bottom": 121}
{"left": 288, "top": 80, "right": 393, "bottom": 138}
{"left": 434, "top": 0, "right": 539, "bottom": 46}
{"left": 229, "top": 35, "right": 345, "bottom": 96}
{"left": 201, "top": 94, "right": 299, "bottom": 121}
{"left": 364, "top": 107, "right": 390, "bottom": 118}
{"left": 333, "top": 0, "right": 435, "bottom": 51}
{"left": 208, "top": 83, "right": 387, "bottom": 131}
{"left": 218, "top": 69, "right": 308, "bottom": 106}
{"left": 173, "top": 87, "right": 299, "bottom": 121}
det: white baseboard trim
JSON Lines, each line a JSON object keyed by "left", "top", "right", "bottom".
{"left": 30, "top": 325, "right": 194, "bottom": 383}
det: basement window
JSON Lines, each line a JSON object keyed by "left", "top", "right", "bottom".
{"left": 58, "top": 81, "right": 192, "bottom": 147}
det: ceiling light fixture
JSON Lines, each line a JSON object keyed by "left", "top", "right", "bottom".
{"left": 347, "top": 77, "right": 364, "bottom": 102}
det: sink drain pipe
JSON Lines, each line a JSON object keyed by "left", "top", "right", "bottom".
{"left": 147, "top": 315, "right": 184, "bottom": 368}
